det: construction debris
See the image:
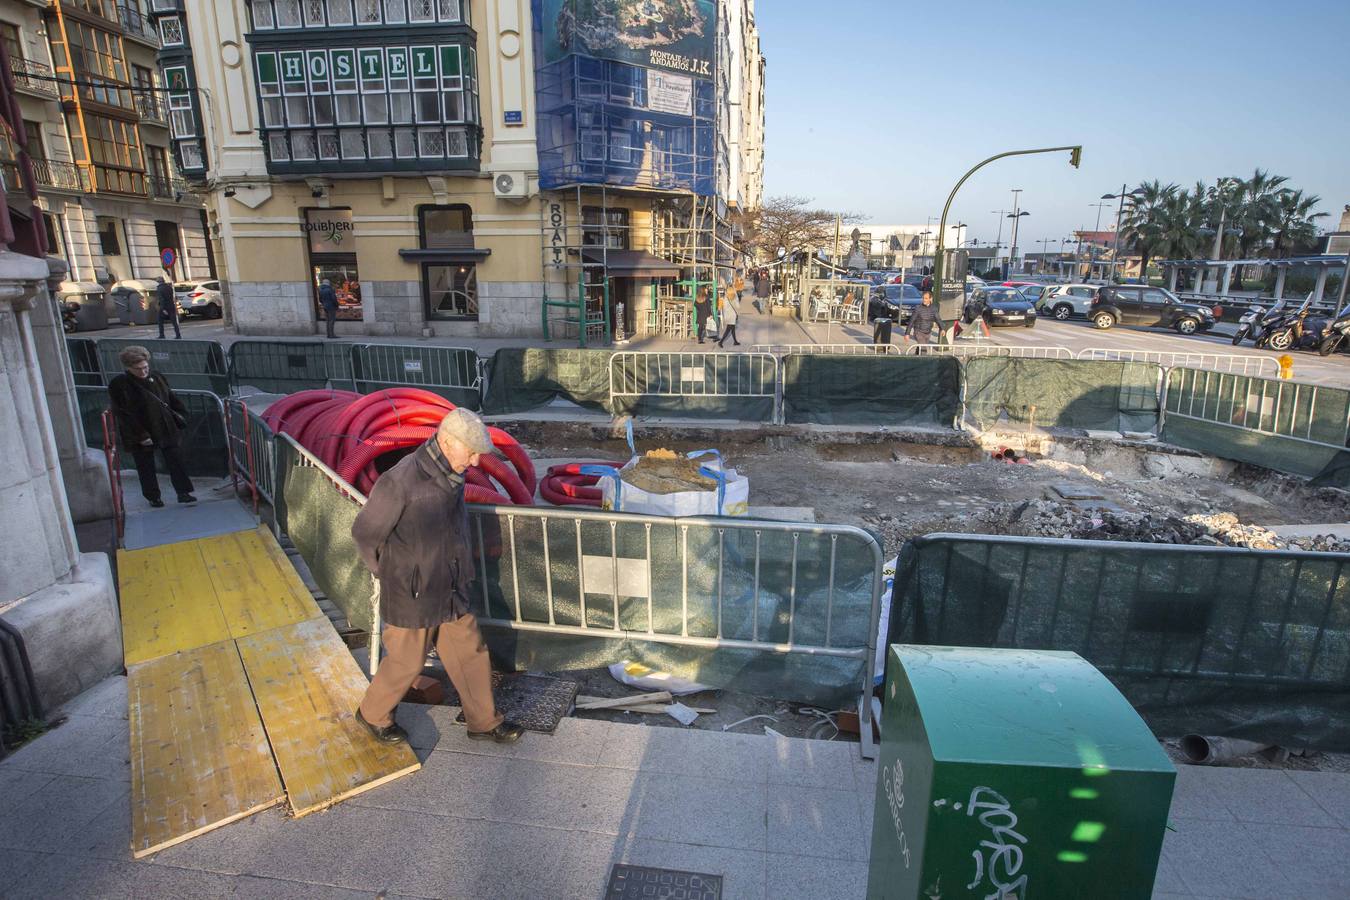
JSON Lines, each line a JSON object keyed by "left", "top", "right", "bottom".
{"left": 574, "top": 693, "right": 715, "bottom": 717}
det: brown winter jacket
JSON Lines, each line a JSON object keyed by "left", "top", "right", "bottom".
{"left": 108, "top": 371, "right": 188, "bottom": 450}
{"left": 351, "top": 438, "right": 477, "bottom": 628}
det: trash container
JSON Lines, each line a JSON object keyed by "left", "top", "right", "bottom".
{"left": 61, "top": 286, "right": 108, "bottom": 332}
{"left": 867, "top": 646, "right": 1175, "bottom": 900}
{"left": 110, "top": 279, "right": 160, "bottom": 325}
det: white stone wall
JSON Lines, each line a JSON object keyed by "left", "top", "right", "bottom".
{"left": 474, "top": 280, "right": 544, "bottom": 338}
{"left": 230, "top": 281, "right": 317, "bottom": 336}
{"left": 366, "top": 280, "right": 422, "bottom": 336}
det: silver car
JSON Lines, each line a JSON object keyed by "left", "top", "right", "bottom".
{"left": 175, "top": 279, "right": 223, "bottom": 318}
{"left": 1038, "top": 283, "right": 1100, "bottom": 320}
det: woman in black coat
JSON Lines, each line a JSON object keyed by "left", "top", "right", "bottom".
{"left": 693, "top": 286, "right": 713, "bottom": 343}
{"left": 107, "top": 345, "right": 196, "bottom": 507}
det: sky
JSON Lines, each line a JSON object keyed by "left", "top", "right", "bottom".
{"left": 756, "top": 0, "right": 1350, "bottom": 251}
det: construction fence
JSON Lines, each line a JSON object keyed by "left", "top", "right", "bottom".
{"left": 888, "top": 533, "right": 1350, "bottom": 749}
{"left": 71, "top": 338, "right": 1349, "bottom": 484}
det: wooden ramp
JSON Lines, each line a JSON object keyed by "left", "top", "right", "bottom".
{"left": 120, "top": 526, "right": 419, "bottom": 857}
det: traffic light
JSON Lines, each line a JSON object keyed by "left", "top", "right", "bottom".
{"left": 1069, "top": 146, "right": 1082, "bottom": 168}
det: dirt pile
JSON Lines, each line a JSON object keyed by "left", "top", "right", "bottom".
{"left": 620, "top": 449, "right": 719, "bottom": 495}
{"left": 967, "top": 501, "right": 1350, "bottom": 553}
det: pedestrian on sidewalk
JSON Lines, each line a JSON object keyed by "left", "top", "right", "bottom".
{"left": 319, "top": 279, "right": 339, "bottom": 339}
{"left": 904, "top": 291, "right": 944, "bottom": 345}
{"left": 717, "top": 288, "right": 741, "bottom": 347}
{"left": 108, "top": 345, "right": 196, "bottom": 508}
{"left": 873, "top": 291, "right": 896, "bottom": 345}
{"left": 694, "top": 286, "right": 713, "bottom": 343}
{"left": 351, "top": 408, "right": 524, "bottom": 746}
{"left": 753, "top": 270, "right": 771, "bottom": 313}
{"left": 155, "top": 276, "right": 181, "bottom": 340}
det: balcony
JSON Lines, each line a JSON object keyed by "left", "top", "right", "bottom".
{"left": 118, "top": 5, "right": 161, "bottom": 48}
{"left": 148, "top": 173, "right": 191, "bottom": 201}
{"left": 10, "top": 59, "right": 60, "bottom": 100}
{"left": 135, "top": 91, "right": 166, "bottom": 125}
{"left": 32, "top": 158, "right": 91, "bottom": 192}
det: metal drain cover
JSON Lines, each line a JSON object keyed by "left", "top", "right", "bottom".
{"left": 445, "top": 672, "right": 578, "bottom": 734}
{"left": 604, "top": 864, "right": 723, "bottom": 899}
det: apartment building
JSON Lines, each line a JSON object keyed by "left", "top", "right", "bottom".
{"left": 1, "top": 0, "right": 209, "bottom": 312}
{"left": 158, "top": 0, "right": 765, "bottom": 342}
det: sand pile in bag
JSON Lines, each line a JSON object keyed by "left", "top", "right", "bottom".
{"left": 620, "top": 449, "right": 720, "bottom": 495}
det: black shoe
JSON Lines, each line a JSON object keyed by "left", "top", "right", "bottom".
{"left": 149, "top": 498, "right": 165, "bottom": 508}
{"left": 177, "top": 494, "right": 197, "bottom": 504}
{"left": 467, "top": 721, "right": 524, "bottom": 744}
{"left": 355, "top": 708, "right": 408, "bottom": 744}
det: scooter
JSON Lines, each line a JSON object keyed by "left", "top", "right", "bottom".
{"left": 1318, "top": 309, "right": 1350, "bottom": 356}
{"left": 1256, "top": 297, "right": 1313, "bottom": 350}
{"left": 1231, "top": 303, "right": 1274, "bottom": 346}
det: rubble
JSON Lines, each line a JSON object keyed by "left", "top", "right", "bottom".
{"left": 960, "top": 501, "right": 1350, "bottom": 553}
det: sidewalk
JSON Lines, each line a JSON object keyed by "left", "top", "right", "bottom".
{"left": 3, "top": 673, "right": 1350, "bottom": 898}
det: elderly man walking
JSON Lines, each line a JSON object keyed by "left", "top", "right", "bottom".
{"left": 351, "top": 408, "right": 523, "bottom": 745}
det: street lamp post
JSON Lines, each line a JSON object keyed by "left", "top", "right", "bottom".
{"left": 931, "top": 145, "right": 1081, "bottom": 316}
{"left": 1102, "top": 185, "right": 1145, "bottom": 283}
{"left": 1007, "top": 209, "right": 1029, "bottom": 277}
{"left": 1085, "top": 200, "right": 1111, "bottom": 279}
{"left": 990, "top": 210, "right": 1007, "bottom": 273}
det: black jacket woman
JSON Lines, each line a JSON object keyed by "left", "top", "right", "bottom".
{"left": 107, "top": 345, "right": 196, "bottom": 507}
{"left": 694, "top": 287, "right": 714, "bottom": 343}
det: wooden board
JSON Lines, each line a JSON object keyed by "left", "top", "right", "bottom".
{"left": 128, "top": 641, "right": 285, "bottom": 858}
{"left": 236, "top": 617, "right": 420, "bottom": 817}
{"left": 119, "top": 539, "right": 231, "bottom": 666}
{"left": 198, "top": 528, "right": 324, "bottom": 638}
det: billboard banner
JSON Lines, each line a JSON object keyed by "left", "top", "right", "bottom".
{"left": 541, "top": 0, "right": 716, "bottom": 78}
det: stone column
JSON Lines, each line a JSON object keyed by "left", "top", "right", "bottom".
{"left": 1274, "top": 268, "right": 1286, "bottom": 301}
{"left": 0, "top": 249, "right": 120, "bottom": 711}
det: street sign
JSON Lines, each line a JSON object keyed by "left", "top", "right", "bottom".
{"left": 160, "top": 248, "right": 177, "bottom": 269}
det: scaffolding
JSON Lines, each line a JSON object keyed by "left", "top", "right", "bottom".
{"left": 534, "top": 3, "right": 732, "bottom": 345}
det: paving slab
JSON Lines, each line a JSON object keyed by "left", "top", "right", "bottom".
{"left": 1164, "top": 817, "right": 1285, "bottom": 899}
{"left": 1168, "top": 764, "right": 1239, "bottom": 821}
{"left": 54, "top": 673, "right": 129, "bottom": 721}
{"left": 765, "top": 852, "right": 867, "bottom": 900}
{"left": 626, "top": 771, "right": 768, "bottom": 851}
{"left": 594, "top": 721, "right": 770, "bottom": 783}
{"left": 1286, "top": 769, "right": 1350, "bottom": 829}
{"left": 0, "top": 713, "right": 129, "bottom": 781}
{"left": 763, "top": 733, "right": 856, "bottom": 790}
{"left": 767, "top": 783, "right": 867, "bottom": 862}
{"left": 0, "top": 774, "right": 129, "bottom": 855}
{"left": 1241, "top": 822, "right": 1350, "bottom": 900}
{"left": 1181, "top": 765, "right": 1337, "bottom": 827}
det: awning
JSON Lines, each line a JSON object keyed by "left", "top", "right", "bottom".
{"left": 581, "top": 249, "right": 682, "bottom": 278}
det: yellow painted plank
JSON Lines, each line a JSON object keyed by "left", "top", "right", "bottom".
{"left": 128, "top": 641, "right": 284, "bottom": 858}
{"left": 119, "top": 539, "right": 232, "bottom": 666}
{"left": 237, "top": 617, "right": 420, "bottom": 817}
{"left": 199, "top": 528, "right": 323, "bottom": 639}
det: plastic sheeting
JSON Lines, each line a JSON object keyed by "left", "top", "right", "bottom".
{"left": 76, "top": 386, "right": 228, "bottom": 478}
{"left": 482, "top": 348, "right": 614, "bottom": 414}
{"left": 781, "top": 354, "right": 962, "bottom": 426}
{"left": 964, "top": 357, "right": 1161, "bottom": 432}
{"left": 887, "top": 533, "right": 1350, "bottom": 750}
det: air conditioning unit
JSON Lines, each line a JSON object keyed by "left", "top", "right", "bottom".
{"left": 492, "top": 171, "right": 529, "bottom": 199}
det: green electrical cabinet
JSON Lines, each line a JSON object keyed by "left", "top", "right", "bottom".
{"left": 866, "top": 646, "right": 1175, "bottom": 900}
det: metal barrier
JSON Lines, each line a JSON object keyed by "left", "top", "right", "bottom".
{"left": 94, "top": 338, "right": 229, "bottom": 395}
{"left": 749, "top": 343, "right": 901, "bottom": 356}
{"left": 225, "top": 399, "right": 278, "bottom": 521}
{"left": 609, "top": 351, "right": 778, "bottom": 420}
{"left": 1162, "top": 368, "right": 1350, "bottom": 452}
{"left": 1079, "top": 347, "right": 1280, "bottom": 376}
{"left": 78, "top": 386, "right": 231, "bottom": 478}
{"left": 228, "top": 340, "right": 357, "bottom": 394}
{"left": 66, "top": 338, "right": 103, "bottom": 387}
{"left": 351, "top": 343, "right": 483, "bottom": 408}
{"left": 908, "top": 343, "right": 1075, "bottom": 359}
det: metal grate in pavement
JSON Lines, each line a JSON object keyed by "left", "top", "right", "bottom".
{"left": 446, "top": 672, "right": 578, "bottom": 734}
{"left": 604, "top": 864, "right": 723, "bottom": 899}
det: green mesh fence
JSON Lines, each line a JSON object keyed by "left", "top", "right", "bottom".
{"left": 889, "top": 533, "right": 1350, "bottom": 749}
{"left": 481, "top": 348, "right": 613, "bottom": 414}
{"left": 781, "top": 354, "right": 961, "bottom": 426}
{"left": 76, "top": 386, "right": 229, "bottom": 478}
{"left": 66, "top": 338, "right": 103, "bottom": 387}
{"left": 94, "top": 338, "right": 229, "bottom": 396}
{"left": 1162, "top": 367, "right": 1350, "bottom": 483}
{"left": 963, "top": 357, "right": 1162, "bottom": 432}
{"left": 608, "top": 352, "right": 777, "bottom": 421}
{"left": 351, "top": 344, "right": 483, "bottom": 409}
{"left": 229, "top": 340, "right": 357, "bottom": 394}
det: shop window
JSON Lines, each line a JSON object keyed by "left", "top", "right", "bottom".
{"left": 418, "top": 204, "right": 472, "bottom": 249}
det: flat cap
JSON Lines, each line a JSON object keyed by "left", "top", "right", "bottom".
{"left": 437, "top": 407, "right": 495, "bottom": 456}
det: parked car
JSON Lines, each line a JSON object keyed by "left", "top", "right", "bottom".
{"left": 175, "top": 280, "right": 223, "bottom": 318}
{"left": 1088, "top": 286, "right": 1215, "bottom": 334}
{"left": 1015, "top": 283, "right": 1051, "bottom": 304}
{"left": 869, "top": 282, "right": 923, "bottom": 322}
{"left": 1038, "top": 283, "right": 1099, "bottom": 320}
{"left": 968, "top": 286, "right": 1037, "bottom": 327}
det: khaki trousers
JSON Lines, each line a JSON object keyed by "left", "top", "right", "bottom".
{"left": 359, "top": 614, "right": 503, "bottom": 733}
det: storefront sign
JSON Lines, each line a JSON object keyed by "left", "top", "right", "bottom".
{"left": 647, "top": 70, "right": 693, "bottom": 115}
{"left": 547, "top": 202, "right": 565, "bottom": 267}
{"left": 303, "top": 209, "right": 355, "bottom": 254}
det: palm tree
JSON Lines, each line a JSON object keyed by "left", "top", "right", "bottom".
{"left": 1121, "top": 180, "right": 1178, "bottom": 281}
{"left": 1231, "top": 168, "right": 1289, "bottom": 262}
{"left": 1270, "top": 188, "right": 1327, "bottom": 258}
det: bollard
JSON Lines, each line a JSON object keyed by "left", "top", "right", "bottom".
{"left": 1278, "top": 354, "right": 1294, "bottom": 379}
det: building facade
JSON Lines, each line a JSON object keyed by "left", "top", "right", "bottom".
{"left": 159, "top": 0, "right": 765, "bottom": 341}
{"left": 1, "top": 0, "right": 209, "bottom": 311}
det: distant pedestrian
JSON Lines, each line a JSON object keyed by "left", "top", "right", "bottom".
{"left": 694, "top": 286, "right": 713, "bottom": 343}
{"left": 873, "top": 291, "right": 896, "bottom": 345}
{"left": 108, "top": 345, "right": 195, "bottom": 508}
{"left": 905, "top": 291, "right": 944, "bottom": 345}
{"left": 754, "top": 271, "right": 771, "bottom": 313}
{"left": 155, "top": 276, "right": 180, "bottom": 340}
{"left": 717, "top": 289, "right": 741, "bottom": 347}
{"left": 319, "top": 279, "right": 339, "bottom": 339}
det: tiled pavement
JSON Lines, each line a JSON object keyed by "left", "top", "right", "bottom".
{"left": 2, "top": 676, "right": 1349, "bottom": 898}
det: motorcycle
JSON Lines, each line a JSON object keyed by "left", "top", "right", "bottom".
{"left": 1231, "top": 303, "right": 1273, "bottom": 346}
{"left": 1318, "top": 309, "right": 1350, "bottom": 356}
{"left": 1256, "top": 297, "right": 1314, "bottom": 350}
